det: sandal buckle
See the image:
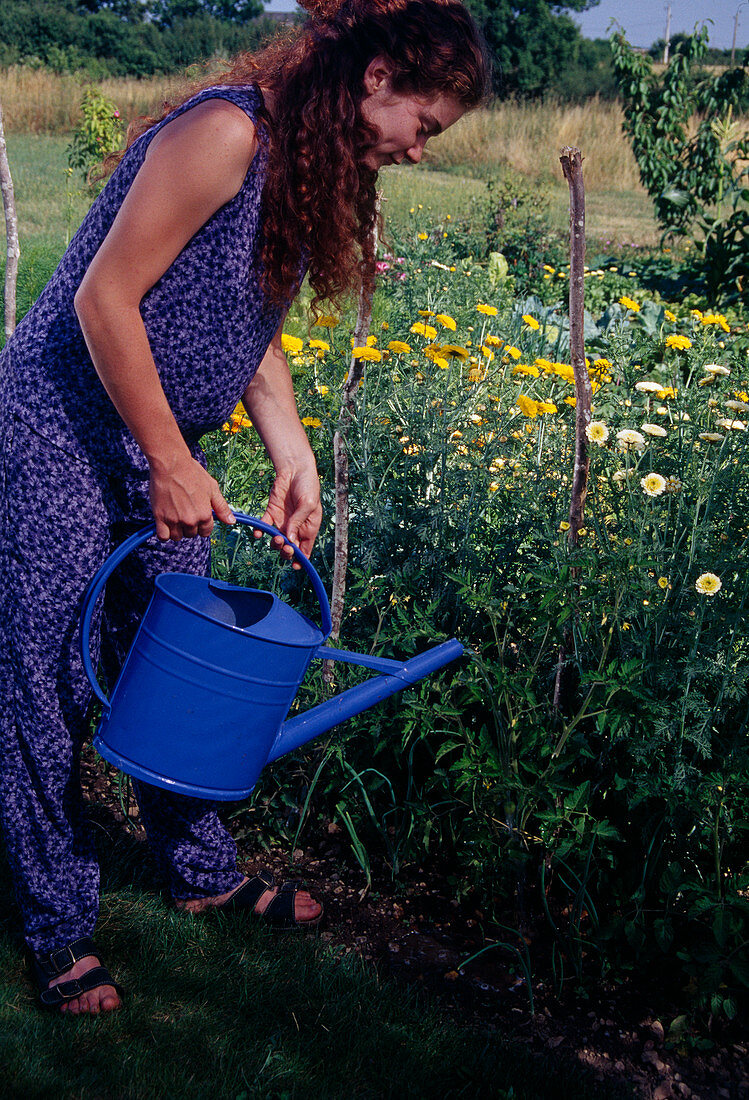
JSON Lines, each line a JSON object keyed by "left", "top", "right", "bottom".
{"left": 48, "top": 944, "right": 76, "bottom": 974}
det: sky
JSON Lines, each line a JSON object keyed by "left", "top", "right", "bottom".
{"left": 572, "top": 0, "right": 745, "bottom": 51}
{"left": 263, "top": 0, "right": 747, "bottom": 51}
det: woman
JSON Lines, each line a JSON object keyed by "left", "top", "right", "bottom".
{"left": 0, "top": 0, "right": 489, "bottom": 1015}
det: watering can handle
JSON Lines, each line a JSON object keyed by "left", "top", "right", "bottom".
{"left": 79, "top": 511, "right": 332, "bottom": 710}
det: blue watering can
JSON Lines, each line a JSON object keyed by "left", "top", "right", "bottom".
{"left": 80, "top": 512, "right": 464, "bottom": 801}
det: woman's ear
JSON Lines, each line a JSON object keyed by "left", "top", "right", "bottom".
{"left": 363, "top": 55, "right": 393, "bottom": 95}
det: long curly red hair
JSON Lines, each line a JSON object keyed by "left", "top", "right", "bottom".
{"left": 117, "top": 0, "right": 489, "bottom": 311}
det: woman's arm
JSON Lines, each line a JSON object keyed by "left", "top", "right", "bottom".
{"left": 74, "top": 99, "right": 258, "bottom": 541}
{"left": 242, "top": 322, "right": 323, "bottom": 565}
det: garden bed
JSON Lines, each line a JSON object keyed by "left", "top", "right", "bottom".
{"left": 82, "top": 745, "right": 748, "bottom": 1100}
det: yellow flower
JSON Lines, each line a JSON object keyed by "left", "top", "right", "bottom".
{"left": 440, "top": 344, "right": 470, "bottom": 360}
{"left": 585, "top": 421, "right": 609, "bottom": 446}
{"left": 476, "top": 303, "right": 498, "bottom": 316}
{"left": 418, "top": 309, "right": 435, "bottom": 317}
{"left": 516, "top": 394, "right": 538, "bottom": 418}
{"left": 484, "top": 334, "right": 503, "bottom": 347}
{"left": 352, "top": 346, "right": 382, "bottom": 362}
{"left": 434, "top": 357, "right": 450, "bottom": 370}
{"left": 701, "top": 312, "right": 730, "bottom": 333}
{"left": 522, "top": 314, "right": 540, "bottom": 330}
{"left": 657, "top": 386, "right": 677, "bottom": 399}
{"left": 665, "top": 334, "right": 692, "bottom": 350}
{"left": 657, "top": 577, "right": 669, "bottom": 589}
{"left": 619, "top": 295, "right": 640, "bottom": 312}
{"left": 695, "top": 572, "right": 721, "bottom": 596}
{"left": 512, "top": 363, "right": 540, "bottom": 378}
{"left": 301, "top": 417, "right": 322, "bottom": 428}
{"left": 314, "top": 315, "right": 339, "bottom": 328}
{"left": 504, "top": 346, "right": 522, "bottom": 360}
{"left": 641, "top": 473, "right": 667, "bottom": 497}
{"left": 314, "top": 384, "right": 330, "bottom": 396}
{"left": 665, "top": 476, "right": 682, "bottom": 493}
{"left": 559, "top": 521, "right": 570, "bottom": 531}
{"left": 418, "top": 232, "right": 428, "bottom": 241}
{"left": 387, "top": 340, "right": 411, "bottom": 354}
{"left": 309, "top": 339, "right": 330, "bottom": 352}
{"left": 664, "top": 309, "right": 676, "bottom": 322}
{"left": 281, "top": 333, "right": 304, "bottom": 355}
{"left": 410, "top": 321, "right": 438, "bottom": 340}
{"left": 435, "top": 313, "right": 457, "bottom": 330}
{"left": 366, "top": 334, "right": 378, "bottom": 347}
{"left": 537, "top": 401, "right": 557, "bottom": 414}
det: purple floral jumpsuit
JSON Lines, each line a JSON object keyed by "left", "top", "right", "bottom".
{"left": 0, "top": 85, "right": 283, "bottom": 956}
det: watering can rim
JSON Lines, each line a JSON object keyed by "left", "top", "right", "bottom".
{"left": 155, "top": 573, "right": 328, "bottom": 647}
{"left": 79, "top": 512, "right": 333, "bottom": 712}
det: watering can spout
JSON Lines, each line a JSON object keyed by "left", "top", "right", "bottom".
{"left": 267, "top": 638, "right": 465, "bottom": 763}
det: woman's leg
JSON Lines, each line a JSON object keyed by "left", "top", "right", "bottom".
{"left": 0, "top": 419, "right": 111, "bottom": 956}
{"left": 98, "top": 527, "right": 243, "bottom": 901}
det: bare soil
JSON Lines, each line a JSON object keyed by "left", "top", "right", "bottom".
{"left": 81, "top": 748, "right": 748, "bottom": 1100}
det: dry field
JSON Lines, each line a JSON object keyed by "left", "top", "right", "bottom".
{"left": 1, "top": 67, "right": 665, "bottom": 245}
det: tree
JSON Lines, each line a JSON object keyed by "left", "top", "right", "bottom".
{"left": 464, "top": 0, "right": 601, "bottom": 97}
{"left": 150, "top": 0, "right": 264, "bottom": 26}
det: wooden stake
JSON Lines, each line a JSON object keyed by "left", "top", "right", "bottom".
{"left": 553, "top": 146, "right": 591, "bottom": 715}
{"left": 0, "top": 99, "right": 19, "bottom": 342}
{"left": 324, "top": 203, "right": 379, "bottom": 681}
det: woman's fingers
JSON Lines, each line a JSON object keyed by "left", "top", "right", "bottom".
{"left": 149, "top": 459, "right": 235, "bottom": 541}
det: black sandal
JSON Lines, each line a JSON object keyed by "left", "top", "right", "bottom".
{"left": 218, "top": 869, "right": 324, "bottom": 932}
{"left": 31, "top": 936, "right": 124, "bottom": 1010}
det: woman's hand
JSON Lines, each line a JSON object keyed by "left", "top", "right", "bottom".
{"left": 258, "top": 465, "right": 322, "bottom": 568}
{"left": 149, "top": 452, "right": 235, "bottom": 541}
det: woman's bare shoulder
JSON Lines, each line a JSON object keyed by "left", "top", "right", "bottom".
{"left": 146, "top": 96, "right": 259, "bottom": 179}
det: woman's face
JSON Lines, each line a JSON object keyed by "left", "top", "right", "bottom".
{"left": 360, "top": 59, "right": 465, "bottom": 171}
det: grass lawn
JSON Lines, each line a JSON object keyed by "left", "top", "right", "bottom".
{"left": 0, "top": 831, "right": 630, "bottom": 1100}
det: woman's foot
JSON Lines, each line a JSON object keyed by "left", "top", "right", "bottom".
{"left": 176, "top": 874, "right": 322, "bottom": 925}
{"left": 48, "top": 956, "right": 122, "bottom": 1016}
{"left": 32, "top": 938, "right": 123, "bottom": 1015}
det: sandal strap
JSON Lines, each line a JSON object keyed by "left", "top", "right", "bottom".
{"left": 261, "top": 881, "right": 300, "bottom": 926}
{"left": 39, "top": 965, "right": 123, "bottom": 1008}
{"left": 222, "top": 868, "right": 276, "bottom": 912}
{"left": 33, "top": 936, "right": 100, "bottom": 984}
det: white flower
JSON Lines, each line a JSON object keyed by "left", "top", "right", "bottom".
{"left": 641, "top": 423, "right": 668, "bottom": 437}
{"left": 616, "top": 428, "right": 646, "bottom": 452}
{"left": 703, "top": 364, "right": 731, "bottom": 376}
{"left": 715, "top": 418, "right": 746, "bottom": 431}
{"left": 585, "top": 421, "right": 610, "bottom": 446}
{"left": 699, "top": 432, "right": 725, "bottom": 442}
{"left": 695, "top": 572, "right": 722, "bottom": 596}
{"left": 665, "top": 476, "right": 682, "bottom": 493}
{"left": 635, "top": 381, "right": 663, "bottom": 393}
{"left": 641, "top": 473, "right": 667, "bottom": 497}
{"left": 726, "top": 399, "right": 749, "bottom": 413}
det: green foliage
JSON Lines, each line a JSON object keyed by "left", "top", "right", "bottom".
{"left": 67, "top": 86, "right": 123, "bottom": 186}
{"left": 464, "top": 0, "right": 609, "bottom": 99}
{"left": 610, "top": 28, "right": 749, "bottom": 305}
{"left": 0, "top": 0, "right": 282, "bottom": 78}
{"left": 207, "top": 211, "right": 749, "bottom": 1023}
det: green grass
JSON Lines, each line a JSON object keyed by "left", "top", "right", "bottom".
{"left": 0, "top": 839, "right": 630, "bottom": 1100}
